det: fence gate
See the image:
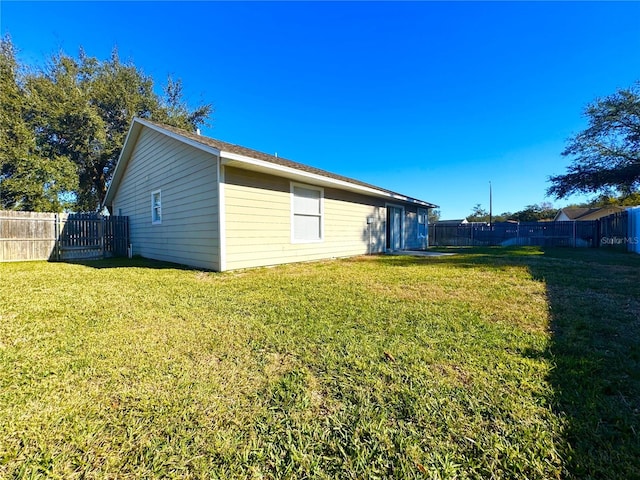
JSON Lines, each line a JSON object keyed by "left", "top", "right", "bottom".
{"left": 0, "top": 211, "right": 128, "bottom": 262}
{"left": 56, "top": 213, "right": 129, "bottom": 260}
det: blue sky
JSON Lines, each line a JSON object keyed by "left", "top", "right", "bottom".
{"left": 2, "top": 1, "right": 639, "bottom": 218}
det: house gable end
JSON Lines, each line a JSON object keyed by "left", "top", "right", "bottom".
{"left": 113, "top": 118, "right": 437, "bottom": 209}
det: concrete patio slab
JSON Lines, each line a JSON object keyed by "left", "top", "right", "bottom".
{"left": 388, "top": 250, "right": 456, "bottom": 257}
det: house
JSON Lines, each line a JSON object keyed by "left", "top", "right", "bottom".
{"left": 103, "top": 118, "right": 438, "bottom": 271}
{"left": 553, "top": 206, "right": 626, "bottom": 222}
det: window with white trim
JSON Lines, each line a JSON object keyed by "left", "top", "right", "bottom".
{"left": 151, "top": 190, "right": 162, "bottom": 224}
{"left": 291, "top": 183, "right": 323, "bottom": 242}
{"left": 418, "top": 208, "right": 427, "bottom": 238}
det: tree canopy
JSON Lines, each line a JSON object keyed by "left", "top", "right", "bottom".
{"left": 0, "top": 38, "right": 78, "bottom": 211}
{"left": 465, "top": 204, "right": 509, "bottom": 223}
{"left": 508, "top": 202, "right": 557, "bottom": 222}
{"left": 0, "top": 36, "right": 212, "bottom": 212}
{"left": 547, "top": 81, "right": 640, "bottom": 199}
{"left": 466, "top": 204, "right": 490, "bottom": 222}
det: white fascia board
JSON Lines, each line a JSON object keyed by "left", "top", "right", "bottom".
{"left": 220, "top": 151, "right": 433, "bottom": 207}
{"left": 103, "top": 120, "right": 141, "bottom": 208}
{"left": 387, "top": 193, "right": 435, "bottom": 208}
{"left": 134, "top": 118, "right": 221, "bottom": 157}
{"left": 221, "top": 151, "right": 386, "bottom": 196}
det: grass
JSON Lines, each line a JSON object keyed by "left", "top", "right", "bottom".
{"left": 0, "top": 247, "right": 638, "bottom": 479}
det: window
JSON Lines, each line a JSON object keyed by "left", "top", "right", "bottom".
{"left": 418, "top": 208, "right": 427, "bottom": 238}
{"left": 291, "top": 183, "right": 323, "bottom": 242}
{"left": 151, "top": 190, "right": 162, "bottom": 224}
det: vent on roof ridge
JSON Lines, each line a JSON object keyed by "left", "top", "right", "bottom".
{"left": 196, "top": 128, "right": 201, "bottom": 136}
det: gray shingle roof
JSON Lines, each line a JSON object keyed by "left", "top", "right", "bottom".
{"left": 142, "top": 119, "right": 437, "bottom": 208}
{"left": 555, "top": 206, "right": 627, "bottom": 221}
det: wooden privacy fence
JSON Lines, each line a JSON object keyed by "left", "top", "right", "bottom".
{"left": 0, "top": 211, "right": 129, "bottom": 262}
{"left": 430, "top": 211, "right": 629, "bottom": 249}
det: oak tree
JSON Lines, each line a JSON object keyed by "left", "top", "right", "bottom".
{"left": 0, "top": 36, "right": 77, "bottom": 211}
{"left": 548, "top": 82, "right": 640, "bottom": 199}
{"left": 1, "top": 35, "right": 212, "bottom": 212}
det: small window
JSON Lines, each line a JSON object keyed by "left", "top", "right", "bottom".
{"left": 151, "top": 190, "right": 162, "bottom": 224}
{"left": 291, "top": 183, "right": 323, "bottom": 242}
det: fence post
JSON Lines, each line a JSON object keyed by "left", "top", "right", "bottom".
{"left": 573, "top": 221, "right": 577, "bottom": 248}
{"left": 54, "top": 213, "right": 60, "bottom": 261}
{"left": 100, "top": 216, "right": 105, "bottom": 259}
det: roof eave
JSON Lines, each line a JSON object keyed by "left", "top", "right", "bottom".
{"left": 220, "top": 151, "right": 437, "bottom": 208}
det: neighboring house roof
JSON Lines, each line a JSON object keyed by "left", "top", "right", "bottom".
{"left": 434, "top": 219, "right": 468, "bottom": 225}
{"left": 553, "top": 206, "right": 626, "bottom": 221}
{"left": 103, "top": 118, "right": 438, "bottom": 209}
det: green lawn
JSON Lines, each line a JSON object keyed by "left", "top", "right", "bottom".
{"left": 1, "top": 247, "right": 638, "bottom": 479}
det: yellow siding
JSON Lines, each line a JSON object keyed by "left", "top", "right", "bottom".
{"left": 224, "top": 167, "right": 387, "bottom": 270}
{"left": 112, "top": 128, "right": 220, "bottom": 270}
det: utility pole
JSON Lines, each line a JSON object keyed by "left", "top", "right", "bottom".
{"left": 489, "top": 181, "right": 493, "bottom": 229}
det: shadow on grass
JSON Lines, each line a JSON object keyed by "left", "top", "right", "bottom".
{"left": 55, "top": 256, "right": 202, "bottom": 271}
{"left": 406, "top": 246, "right": 640, "bottom": 478}
{"left": 529, "top": 249, "right": 640, "bottom": 479}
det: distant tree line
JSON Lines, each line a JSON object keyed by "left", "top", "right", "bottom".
{"left": 464, "top": 202, "right": 557, "bottom": 223}
{"left": 464, "top": 191, "right": 640, "bottom": 224}
{"left": 0, "top": 35, "right": 212, "bottom": 212}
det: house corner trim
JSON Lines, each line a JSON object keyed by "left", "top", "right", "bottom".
{"left": 217, "top": 157, "right": 227, "bottom": 272}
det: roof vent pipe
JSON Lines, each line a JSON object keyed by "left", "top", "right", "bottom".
{"left": 196, "top": 128, "right": 201, "bottom": 135}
